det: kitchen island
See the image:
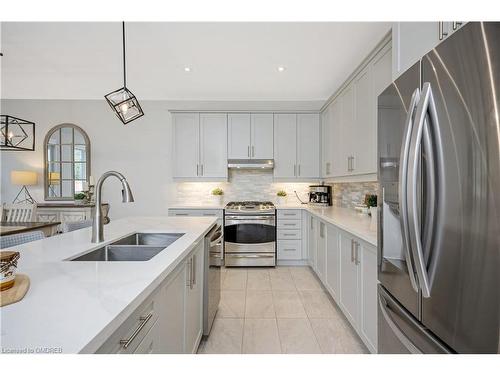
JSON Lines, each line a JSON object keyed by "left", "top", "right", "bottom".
{"left": 0, "top": 216, "right": 217, "bottom": 354}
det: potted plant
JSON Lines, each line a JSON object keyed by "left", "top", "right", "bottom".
{"left": 364, "top": 194, "right": 378, "bottom": 218}
{"left": 211, "top": 188, "right": 224, "bottom": 205}
{"left": 74, "top": 192, "right": 87, "bottom": 205}
{"left": 276, "top": 190, "right": 287, "bottom": 205}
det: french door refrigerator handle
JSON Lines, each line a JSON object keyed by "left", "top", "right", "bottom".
{"left": 408, "top": 82, "right": 436, "bottom": 298}
{"left": 398, "top": 87, "right": 420, "bottom": 293}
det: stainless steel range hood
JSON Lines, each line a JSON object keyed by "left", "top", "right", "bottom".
{"left": 227, "top": 159, "right": 274, "bottom": 169}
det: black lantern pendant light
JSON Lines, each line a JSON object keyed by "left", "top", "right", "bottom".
{"left": 105, "top": 22, "right": 144, "bottom": 124}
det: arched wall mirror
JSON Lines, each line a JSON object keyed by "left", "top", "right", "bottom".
{"left": 44, "top": 124, "right": 91, "bottom": 200}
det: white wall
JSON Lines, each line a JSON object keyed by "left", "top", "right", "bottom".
{"left": 0, "top": 99, "right": 322, "bottom": 219}
{"left": 0, "top": 99, "right": 175, "bottom": 219}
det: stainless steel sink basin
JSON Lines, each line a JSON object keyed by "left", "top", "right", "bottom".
{"left": 69, "top": 232, "right": 184, "bottom": 262}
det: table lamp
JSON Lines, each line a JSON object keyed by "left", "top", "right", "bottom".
{"left": 11, "top": 170, "right": 38, "bottom": 204}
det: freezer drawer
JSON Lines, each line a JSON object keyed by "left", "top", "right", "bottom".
{"left": 378, "top": 286, "right": 450, "bottom": 354}
{"left": 225, "top": 253, "right": 275, "bottom": 267}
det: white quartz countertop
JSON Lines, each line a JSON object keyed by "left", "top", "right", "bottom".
{"left": 0, "top": 216, "right": 217, "bottom": 354}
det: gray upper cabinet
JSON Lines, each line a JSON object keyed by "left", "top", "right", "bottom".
{"left": 227, "top": 113, "right": 273, "bottom": 159}
{"left": 392, "top": 22, "right": 465, "bottom": 79}
{"left": 274, "top": 113, "right": 320, "bottom": 180}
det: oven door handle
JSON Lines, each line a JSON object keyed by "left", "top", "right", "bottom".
{"left": 227, "top": 254, "right": 275, "bottom": 258}
{"left": 225, "top": 215, "right": 274, "bottom": 220}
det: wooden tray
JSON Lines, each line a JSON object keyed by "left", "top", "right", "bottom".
{"left": 0, "top": 274, "right": 30, "bottom": 307}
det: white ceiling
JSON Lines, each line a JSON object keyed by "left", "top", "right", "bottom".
{"left": 1, "top": 22, "right": 391, "bottom": 101}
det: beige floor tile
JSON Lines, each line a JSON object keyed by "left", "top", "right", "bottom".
{"left": 222, "top": 269, "right": 248, "bottom": 290}
{"left": 219, "top": 290, "right": 246, "bottom": 318}
{"left": 272, "top": 290, "right": 307, "bottom": 318}
{"left": 277, "top": 318, "right": 321, "bottom": 354}
{"left": 242, "top": 318, "right": 281, "bottom": 354}
{"left": 337, "top": 320, "right": 369, "bottom": 354}
{"left": 309, "top": 318, "right": 348, "bottom": 354}
{"left": 299, "top": 290, "right": 339, "bottom": 318}
{"left": 291, "top": 270, "right": 324, "bottom": 291}
{"left": 201, "top": 318, "right": 244, "bottom": 354}
{"left": 245, "top": 290, "right": 275, "bottom": 318}
{"left": 269, "top": 268, "right": 296, "bottom": 291}
{"left": 247, "top": 269, "right": 271, "bottom": 290}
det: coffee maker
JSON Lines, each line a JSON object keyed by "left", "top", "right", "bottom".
{"left": 308, "top": 184, "right": 332, "bottom": 206}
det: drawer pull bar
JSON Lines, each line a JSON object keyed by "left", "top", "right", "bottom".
{"left": 119, "top": 312, "right": 153, "bottom": 349}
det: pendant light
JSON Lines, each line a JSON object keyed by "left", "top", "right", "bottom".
{"left": 1, "top": 115, "right": 35, "bottom": 151}
{"left": 105, "top": 21, "right": 144, "bottom": 124}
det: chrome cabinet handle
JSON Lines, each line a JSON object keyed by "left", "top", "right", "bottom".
{"left": 228, "top": 254, "right": 274, "bottom": 258}
{"left": 191, "top": 255, "right": 196, "bottom": 287}
{"left": 252, "top": 146, "right": 255, "bottom": 157}
{"left": 283, "top": 233, "right": 295, "bottom": 236}
{"left": 247, "top": 146, "right": 250, "bottom": 157}
{"left": 355, "top": 241, "right": 360, "bottom": 265}
{"left": 119, "top": 312, "right": 153, "bottom": 349}
{"left": 186, "top": 258, "right": 192, "bottom": 287}
{"left": 398, "top": 88, "right": 421, "bottom": 294}
{"left": 283, "top": 223, "right": 296, "bottom": 226}
{"left": 350, "top": 239, "right": 354, "bottom": 263}
{"left": 175, "top": 213, "right": 189, "bottom": 216}
{"left": 283, "top": 213, "right": 296, "bottom": 216}
{"left": 452, "top": 21, "right": 462, "bottom": 30}
{"left": 283, "top": 248, "right": 295, "bottom": 251}
{"left": 407, "top": 82, "right": 438, "bottom": 298}
{"left": 438, "top": 22, "right": 448, "bottom": 40}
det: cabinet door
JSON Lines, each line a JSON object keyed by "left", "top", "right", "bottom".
{"left": 333, "top": 87, "right": 354, "bottom": 177}
{"left": 325, "top": 224, "right": 340, "bottom": 301}
{"left": 297, "top": 113, "right": 320, "bottom": 179}
{"left": 316, "top": 221, "right": 327, "bottom": 283}
{"left": 228, "top": 113, "right": 251, "bottom": 159}
{"left": 308, "top": 215, "right": 318, "bottom": 271}
{"left": 330, "top": 97, "right": 344, "bottom": 177}
{"left": 250, "top": 113, "right": 273, "bottom": 159}
{"left": 273, "top": 114, "right": 297, "bottom": 178}
{"left": 352, "top": 67, "right": 374, "bottom": 175}
{"left": 321, "top": 103, "right": 336, "bottom": 178}
{"left": 172, "top": 113, "right": 200, "bottom": 178}
{"left": 339, "top": 232, "right": 359, "bottom": 327}
{"left": 392, "top": 22, "right": 439, "bottom": 79}
{"left": 184, "top": 241, "right": 205, "bottom": 354}
{"left": 359, "top": 242, "right": 378, "bottom": 353}
{"left": 200, "top": 113, "right": 227, "bottom": 178}
{"left": 157, "top": 262, "right": 186, "bottom": 353}
{"left": 134, "top": 320, "right": 160, "bottom": 354}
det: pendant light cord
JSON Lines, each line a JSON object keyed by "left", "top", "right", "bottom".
{"left": 122, "top": 21, "right": 126, "bottom": 87}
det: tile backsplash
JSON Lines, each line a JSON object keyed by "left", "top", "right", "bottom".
{"left": 332, "top": 182, "right": 379, "bottom": 208}
{"left": 174, "top": 169, "right": 313, "bottom": 205}
{"left": 174, "top": 169, "right": 378, "bottom": 208}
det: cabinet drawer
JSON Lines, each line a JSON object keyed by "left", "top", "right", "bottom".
{"left": 277, "top": 219, "right": 302, "bottom": 230}
{"left": 168, "top": 209, "right": 223, "bottom": 218}
{"left": 96, "top": 295, "right": 158, "bottom": 354}
{"left": 277, "top": 229, "right": 301, "bottom": 240}
{"left": 278, "top": 240, "right": 302, "bottom": 260}
{"left": 277, "top": 210, "right": 301, "bottom": 220}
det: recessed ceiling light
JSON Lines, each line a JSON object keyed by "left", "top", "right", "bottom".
{"left": 184, "top": 67, "right": 191, "bottom": 72}
{"left": 277, "top": 66, "right": 286, "bottom": 72}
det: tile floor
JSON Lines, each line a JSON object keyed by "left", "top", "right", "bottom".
{"left": 198, "top": 266, "right": 369, "bottom": 354}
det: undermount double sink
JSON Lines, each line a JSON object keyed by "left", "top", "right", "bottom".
{"left": 69, "top": 233, "right": 185, "bottom": 262}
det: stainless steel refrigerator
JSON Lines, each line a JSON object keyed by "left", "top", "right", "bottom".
{"left": 377, "top": 22, "right": 500, "bottom": 354}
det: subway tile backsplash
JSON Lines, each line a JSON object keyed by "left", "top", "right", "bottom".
{"left": 174, "top": 169, "right": 378, "bottom": 208}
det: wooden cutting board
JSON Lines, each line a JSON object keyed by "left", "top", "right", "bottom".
{"left": 0, "top": 274, "right": 30, "bottom": 307}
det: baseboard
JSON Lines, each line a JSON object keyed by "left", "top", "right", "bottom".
{"left": 277, "top": 259, "right": 309, "bottom": 266}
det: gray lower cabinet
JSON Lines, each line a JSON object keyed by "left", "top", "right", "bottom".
{"left": 307, "top": 216, "right": 378, "bottom": 353}
{"left": 184, "top": 241, "right": 205, "bottom": 354}
{"left": 96, "top": 240, "right": 204, "bottom": 354}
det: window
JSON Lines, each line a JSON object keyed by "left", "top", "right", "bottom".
{"left": 44, "top": 124, "right": 91, "bottom": 200}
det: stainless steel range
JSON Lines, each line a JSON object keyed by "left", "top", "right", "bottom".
{"left": 224, "top": 201, "right": 276, "bottom": 267}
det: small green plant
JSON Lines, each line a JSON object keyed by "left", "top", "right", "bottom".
{"left": 74, "top": 192, "right": 86, "bottom": 200}
{"left": 277, "top": 190, "right": 287, "bottom": 197}
{"left": 211, "top": 188, "right": 224, "bottom": 196}
{"left": 364, "top": 194, "right": 377, "bottom": 208}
